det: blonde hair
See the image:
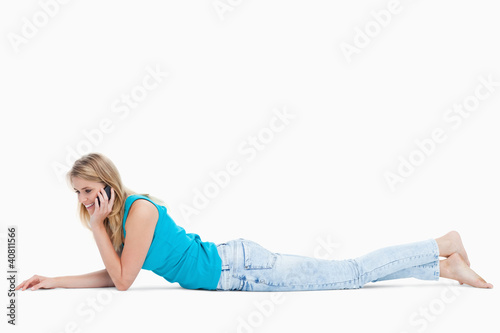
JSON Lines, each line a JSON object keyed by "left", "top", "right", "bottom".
{"left": 66, "top": 153, "right": 163, "bottom": 255}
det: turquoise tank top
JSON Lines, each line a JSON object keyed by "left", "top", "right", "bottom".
{"left": 121, "top": 194, "right": 221, "bottom": 290}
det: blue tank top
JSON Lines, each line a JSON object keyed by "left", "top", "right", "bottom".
{"left": 121, "top": 194, "right": 221, "bottom": 290}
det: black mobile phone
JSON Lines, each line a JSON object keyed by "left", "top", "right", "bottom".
{"left": 97, "top": 185, "right": 112, "bottom": 206}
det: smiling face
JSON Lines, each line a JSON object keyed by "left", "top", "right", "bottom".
{"left": 72, "top": 176, "right": 106, "bottom": 214}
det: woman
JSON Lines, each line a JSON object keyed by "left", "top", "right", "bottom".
{"left": 16, "top": 153, "right": 493, "bottom": 292}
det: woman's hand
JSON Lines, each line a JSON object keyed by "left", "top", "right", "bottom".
{"left": 89, "top": 187, "right": 115, "bottom": 229}
{"left": 15, "top": 274, "right": 57, "bottom": 291}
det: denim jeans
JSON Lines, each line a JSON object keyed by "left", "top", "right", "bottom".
{"left": 215, "top": 238, "right": 440, "bottom": 291}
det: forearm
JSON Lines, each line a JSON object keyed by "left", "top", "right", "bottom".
{"left": 55, "top": 269, "right": 115, "bottom": 288}
{"left": 91, "top": 224, "right": 124, "bottom": 289}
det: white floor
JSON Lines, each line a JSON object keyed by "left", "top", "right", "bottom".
{"left": 4, "top": 278, "right": 497, "bottom": 333}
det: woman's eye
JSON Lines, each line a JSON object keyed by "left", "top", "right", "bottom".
{"left": 85, "top": 189, "right": 92, "bottom": 193}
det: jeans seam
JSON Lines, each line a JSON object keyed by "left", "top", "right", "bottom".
{"left": 253, "top": 280, "right": 360, "bottom": 289}
{"left": 358, "top": 253, "right": 437, "bottom": 281}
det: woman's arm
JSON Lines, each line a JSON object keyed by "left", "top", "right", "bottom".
{"left": 16, "top": 269, "right": 115, "bottom": 291}
{"left": 55, "top": 268, "right": 115, "bottom": 288}
{"left": 91, "top": 189, "right": 158, "bottom": 291}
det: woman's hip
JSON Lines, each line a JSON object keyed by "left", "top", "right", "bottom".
{"left": 215, "top": 238, "right": 361, "bottom": 291}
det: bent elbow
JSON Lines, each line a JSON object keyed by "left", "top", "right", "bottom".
{"left": 115, "top": 281, "right": 130, "bottom": 291}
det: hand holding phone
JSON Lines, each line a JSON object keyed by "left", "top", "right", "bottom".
{"left": 97, "top": 185, "right": 112, "bottom": 206}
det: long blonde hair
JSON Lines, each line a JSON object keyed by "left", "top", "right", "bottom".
{"left": 66, "top": 153, "right": 163, "bottom": 255}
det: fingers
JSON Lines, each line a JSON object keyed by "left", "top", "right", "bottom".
{"left": 31, "top": 282, "right": 43, "bottom": 291}
{"left": 91, "top": 188, "right": 113, "bottom": 220}
{"left": 96, "top": 188, "right": 109, "bottom": 208}
{"left": 22, "top": 280, "right": 36, "bottom": 290}
{"left": 15, "top": 279, "right": 25, "bottom": 290}
{"left": 16, "top": 278, "right": 31, "bottom": 291}
{"left": 101, "top": 187, "right": 111, "bottom": 203}
{"left": 16, "top": 275, "right": 39, "bottom": 291}
{"left": 96, "top": 191, "right": 102, "bottom": 209}
{"left": 103, "top": 187, "right": 109, "bottom": 200}
{"left": 101, "top": 188, "right": 108, "bottom": 204}
{"left": 99, "top": 187, "right": 113, "bottom": 213}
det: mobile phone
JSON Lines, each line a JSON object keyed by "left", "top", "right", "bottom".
{"left": 97, "top": 185, "right": 112, "bottom": 206}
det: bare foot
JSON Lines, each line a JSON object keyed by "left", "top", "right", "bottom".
{"left": 435, "top": 231, "right": 470, "bottom": 267}
{"left": 440, "top": 253, "right": 493, "bottom": 288}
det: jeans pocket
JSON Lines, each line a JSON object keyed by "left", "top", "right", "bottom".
{"left": 241, "top": 240, "right": 277, "bottom": 270}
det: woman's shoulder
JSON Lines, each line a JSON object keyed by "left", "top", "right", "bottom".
{"left": 122, "top": 195, "right": 160, "bottom": 237}
{"left": 123, "top": 195, "right": 160, "bottom": 223}
{"left": 127, "top": 194, "right": 164, "bottom": 211}
{"left": 128, "top": 198, "right": 158, "bottom": 218}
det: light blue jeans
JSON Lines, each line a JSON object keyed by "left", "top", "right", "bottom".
{"left": 215, "top": 238, "right": 440, "bottom": 291}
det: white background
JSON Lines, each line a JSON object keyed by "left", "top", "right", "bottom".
{"left": 1, "top": 0, "right": 499, "bottom": 332}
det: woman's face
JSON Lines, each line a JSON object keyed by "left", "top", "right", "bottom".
{"left": 72, "top": 177, "right": 106, "bottom": 214}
